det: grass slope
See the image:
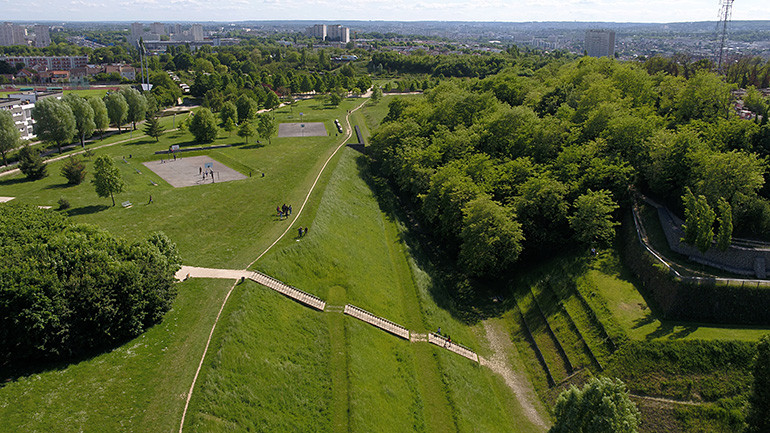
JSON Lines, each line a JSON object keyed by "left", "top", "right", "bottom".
{"left": 0, "top": 278, "right": 233, "bottom": 432}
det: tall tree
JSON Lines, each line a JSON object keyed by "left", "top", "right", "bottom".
{"left": 120, "top": 88, "right": 148, "bottom": 130}
{"left": 63, "top": 94, "right": 96, "bottom": 148}
{"left": 223, "top": 117, "right": 236, "bottom": 137}
{"left": 237, "top": 119, "right": 256, "bottom": 144}
{"left": 220, "top": 101, "right": 238, "bottom": 126}
{"left": 236, "top": 95, "right": 258, "bottom": 124}
{"left": 264, "top": 90, "right": 280, "bottom": 110}
{"left": 17, "top": 145, "right": 47, "bottom": 180}
{"left": 104, "top": 92, "right": 128, "bottom": 133}
{"left": 747, "top": 335, "right": 770, "bottom": 433}
{"left": 92, "top": 155, "right": 124, "bottom": 206}
{"left": 550, "top": 377, "right": 641, "bottom": 433}
{"left": 458, "top": 196, "right": 524, "bottom": 277}
{"left": 257, "top": 113, "right": 277, "bottom": 145}
{"left": 0, "top": 109, "right": 19, "bottom": 166}
{"left": 189, "top": 108, "right": 219, "bottom": 143}
{"left": 143, "top": 115, "right": 165, "bottom": 142}
{"left": 569, "top": 189, "right": 619, "bottom": 247}
{"left": 715, "top": 197, "right": 733, "bottom": 251}
{"left": 32, "top": 97, "right": 76, "bottom": 154}
{"left": 87, "top": 96, "right": 109, "bottom": 138}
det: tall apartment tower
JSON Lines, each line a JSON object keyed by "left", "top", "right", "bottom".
{"left": 191, "top": 24, "right": 203, "bottom": 41}
{"left": 0, "top": 23, "right": 26, "bottom": 46}
{"left": 34, "top": 25, "right": 51, "bottom": 47}
{"left": 150, "top": 22, "right": 165, "bottom": 36}
{"left": 306, "top": 24, "right": 327, "bottom": 40}
{"left": 130, "top": 22, "right": 143, "bottom": 46}
{"left": 585, "top": 29, "right": 615, "bottom": 58}
{"left": 327, "top": 25, "right": 350, "bottom": 43}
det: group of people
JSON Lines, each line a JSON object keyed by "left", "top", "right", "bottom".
{"left": 277, "top": 203, "right": 292, "bottom": 219}
{"left": 200, "top": 167, "right": 215, "bottom": 182}
{"left": 297, "top": 226, "right": 309, "bottom": 237}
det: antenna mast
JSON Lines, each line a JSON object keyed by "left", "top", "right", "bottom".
{"left": 716, "top": 0, "right": 734, "bottom": 74}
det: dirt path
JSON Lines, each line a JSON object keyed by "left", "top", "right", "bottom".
{"left": 479, "top": 321, "right": 549, "bottom": 430}
{"left": 630, "top": 394, "right": 700, "bottom": 406}
{"left": 246, "top": 99, "right": 368, "bottom": 268}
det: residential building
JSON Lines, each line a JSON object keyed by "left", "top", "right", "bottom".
{"left": 585, "top": 29, "right": 616, "bottom": 58}
{"left": 104, "top": 64, "right": 136, "bottom": 80}
{"left": 0, "top": 56, "right": 88, "bottom": 71}
{"left": 39, "top": 70, "right": 69, "bottom": 83}
{"left": 130, "top": 22, "right": 143, "bottom": 46}
{"left": 0, "top": 98, "right": 35, "bottom": 139}
{"left": 327, "top": 25, "right": 350, "bottom": 43}
{"left": 34, "top": 25, "right": 51, "bottom": 47}
{"left": 0, "top": 91, "right": 62, "bottom": 140}
{"left": 306, "top": 24, "right": 327, "bottom": 40}
{"left": 150, "top": 22, "right": 165, "bottom": 36}
{"left": 191, "top": 24, "right": 203, "bottom": 41}
{"left": 0, "top": 22, "right": 26, "bottom": 46}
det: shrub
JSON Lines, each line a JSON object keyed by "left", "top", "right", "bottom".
{"left": 17, "top": 145, "right": 47, "bottom": 180}
{"left": 61, "top": 155, "right": 86, "bottom": 185}
{"left": 57, "top": 197, "right": 70, "bottom": 210}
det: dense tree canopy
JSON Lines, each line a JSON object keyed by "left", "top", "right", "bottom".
{"left": 0, "top": 205, "right": 180, "bottom": 364}
{"left": 369, "top": 56, "right": 770, "bottom": 283}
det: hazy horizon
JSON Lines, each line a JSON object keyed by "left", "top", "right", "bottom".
{"left": 2, "top": 0, "right": 769, "bottom": 24}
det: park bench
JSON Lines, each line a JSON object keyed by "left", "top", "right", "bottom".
{"left": 121, "top": 201, "right": 132, "bottom": 208}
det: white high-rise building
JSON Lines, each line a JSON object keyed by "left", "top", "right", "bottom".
{"left": 150, "top": 22, "right": 165, "bottom": 36}
{"left": 191, "top": 24, "right": 203, "bottom": 41}
{"left": 585, "top": 29, "right": 615, "bottom": 58}
{"left": 0, "top": 23, "right": 26, "bottom": 46}
{"left": 34, "top": 25, "right": 51, "bottom": 48}
{"left": 327, "top": 25, "right": 350, "bottom": 43}
{"left": 130, "top": 22, "right": 143, "bottom": 46}
{"left": 306, "top": 24, "right": 327, "bottom": 40}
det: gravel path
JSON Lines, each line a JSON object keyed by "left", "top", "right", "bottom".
{"left": 479, "top": 321, "right": 549, "bottom": 430}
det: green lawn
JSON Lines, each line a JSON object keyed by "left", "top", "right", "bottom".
{"left": 0, "top": 278, "right": 234, "bottom": 433}
{"left": 0, "top": 97, "right": 364, "bottom": 269}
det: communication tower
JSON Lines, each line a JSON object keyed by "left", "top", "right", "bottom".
{"left": 716, "top": 0, "right": 734, "bottom": 74}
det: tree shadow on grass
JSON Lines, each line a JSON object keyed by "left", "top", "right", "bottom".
{"left": 355, "top": 154, "right": 500, "bottom": 324}
{"left": 0, "top": 176, "right": 30, "bottom": 186}
{"left": 241, "top": 142, "right": 265, "bottom": 150}
{"left": 66, "top": 204, "right": 109, "bottom": 217}
{"left": 45, "top": 182, "right": 73, "bottom": 190}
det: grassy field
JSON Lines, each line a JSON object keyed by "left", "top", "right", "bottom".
{"left": 0, "top": 97, "right": 365, "bottom": 269}
{"left": 0, "top": 278, "right": 234, "bottom": 432}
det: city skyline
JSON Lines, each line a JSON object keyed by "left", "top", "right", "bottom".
{"left": 2, "top": 0, "right": 769, "bottom": 23}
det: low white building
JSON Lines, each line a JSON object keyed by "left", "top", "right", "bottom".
{"left": 0, "top": 98, "right": 36, "bottom": 140}
{"left": 0, "top": 91, "right": 62, "bottom": 140}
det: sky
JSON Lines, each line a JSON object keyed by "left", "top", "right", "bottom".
{"left": 1, "top": 0, "right": 769, "bottom": 23}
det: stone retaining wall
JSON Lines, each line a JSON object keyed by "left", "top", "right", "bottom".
{"left": 656, "top": 204, "right": 770, "bottom": 278}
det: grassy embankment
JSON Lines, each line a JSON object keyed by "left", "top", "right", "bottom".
{"left": 184, "top": 97, "right": 546, "bottom": 433}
